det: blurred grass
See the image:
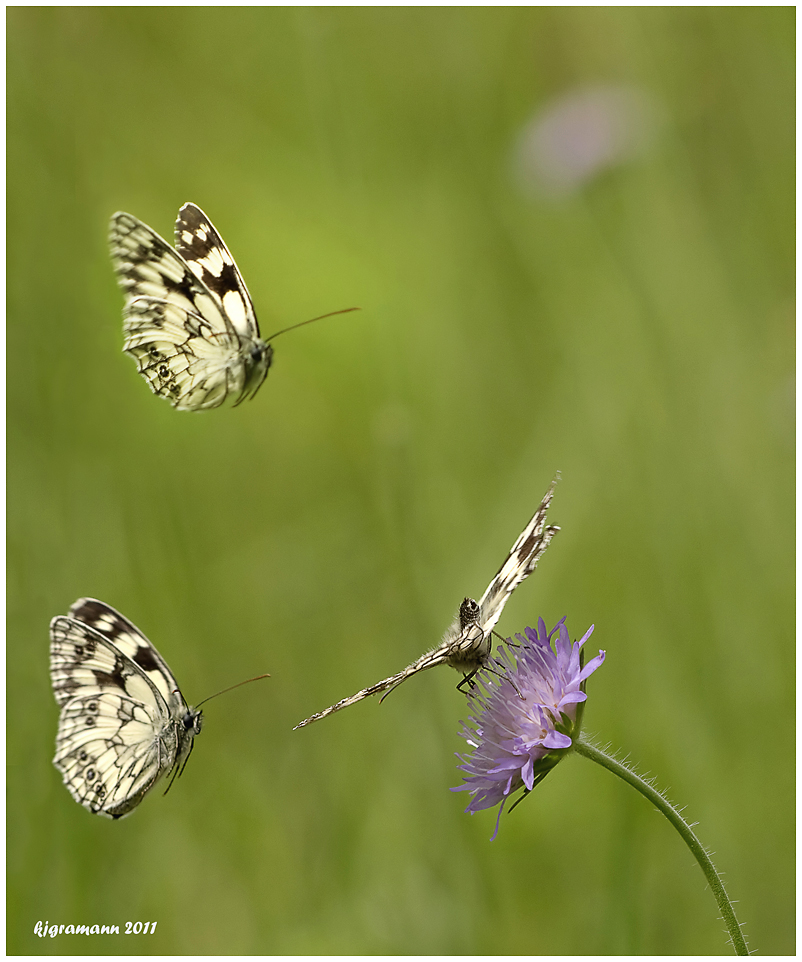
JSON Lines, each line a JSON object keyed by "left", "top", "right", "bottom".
{"left": 7, "top": 7, "right": 794, "bottom": 955}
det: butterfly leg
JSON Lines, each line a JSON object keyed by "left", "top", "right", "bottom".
{"left": 161, "top": 735, "right": 182, "bottom": 796}
{"left": 456, "top": 670, "right": 480, "bottom": 694}
{"left": 486, "top": 662, "right": 524, "bottom": 698}
{"left": 163, "top": 764, "right": 181, "bottom": 796}
{"left": 378, "top": 680, "right": 405, "bottom": 704}
{"left": 163, "top": 732, "right": 193, "bottom": 796}
{"left": 177, "top": 737, "right": 195, "bottom": 780}
{"left": 457, "top": 661, "right": 525, "bottom": 699}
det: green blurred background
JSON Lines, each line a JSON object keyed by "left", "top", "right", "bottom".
{"left": 8, "top": 7, "right": 794, "bottom": 955}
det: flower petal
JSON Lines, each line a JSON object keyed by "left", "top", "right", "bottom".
{"left": 454, "top": 617, "right": 603, "bottom": 837}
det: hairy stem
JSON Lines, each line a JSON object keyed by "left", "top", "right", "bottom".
{"left": 573, "top": 737, "right": 749, "bottom": 956}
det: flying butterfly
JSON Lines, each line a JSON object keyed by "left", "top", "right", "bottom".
{"left": 49, "top": 598, "right": 268, "bottom": 818}
{"left": 109, "top": 202, "right": 358, "bottom": 410}
{"left": 295, "top": 475, "right": 561, "bottom": 728}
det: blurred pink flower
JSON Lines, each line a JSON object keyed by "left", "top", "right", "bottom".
{"left": 513, "top": 84, "right": 661, "bottom": 197}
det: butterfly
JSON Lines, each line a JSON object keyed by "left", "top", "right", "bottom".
{"left": 109, "top": 202, "right": 357, "bottom": 410}
{"left": 295, "top": 475, "right": 561, "bottom": 728}
{"left": 49, "top": 598, "right": 268, "bottom": 818}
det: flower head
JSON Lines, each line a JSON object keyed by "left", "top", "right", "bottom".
{"left": 453, "top": 617, "right": 605, "bottom": 838}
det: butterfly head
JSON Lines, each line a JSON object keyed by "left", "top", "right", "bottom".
{"left": 249, "top": 339, "right": 273, "bottom": 368}
{"left": 235, "top": 339, "right": 273, "bottom": 405}
{"left": 182, "top": 708, "right": 203, "bottom": 736}
{"left": 459, "top": 597, "right": 481, "bottom": 630}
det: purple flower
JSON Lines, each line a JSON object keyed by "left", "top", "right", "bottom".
{"left": 453, "top": 618, "right": 605, "bottom": 838}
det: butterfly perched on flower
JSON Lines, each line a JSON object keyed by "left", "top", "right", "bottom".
{"left": 109, "top": 202, "right": 357, "bottom": 410}
{"left": 295, "top": 475, "right": 561, "bottom": 728}
{"left": 49, "top": 598, "right": 267, "bottom": 818}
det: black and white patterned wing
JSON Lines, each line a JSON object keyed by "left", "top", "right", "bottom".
{"left": 173, "top": 203, "right": 260, "bottom": 341}
{"left": 51, "top": 683, "right": 170, "bottom": 818}
{"left": 109, "top": 205, "right": 270, "bottom": 410}
{"left": 60, "top": 599, "right": 184, "bottom": 710}
{"left": 49, "top": 600, "right": 190, "bottom": 818}
{"left": 294, "top": 646, "right": 453, "bottom": 728}
{"left": 477, "top": 475, "right": 561, "bottom": 634}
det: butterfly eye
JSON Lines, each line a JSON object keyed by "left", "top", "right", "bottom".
{"left": 181, "top": 710, "right": 203, "bottom": 735}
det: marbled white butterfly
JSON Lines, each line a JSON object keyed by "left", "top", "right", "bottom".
{"left": 49, "top": 598, "right": 267, "bottom": 818}
{"left": 109, "top": 202, "right": 357, "bottom": 410}
{"left": 295, "top": 475, "right": 560, "bottom": 728}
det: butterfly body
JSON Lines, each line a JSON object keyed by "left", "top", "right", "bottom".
{"left": 49, "top": 598, "right": 201, "bottom": 818}
{"left": 440, "top": 597, "right": 487, "bottom": 673}
{"left": 295, "top": 476, "right": 560, "bottom": 728}
{"left": 109, "top": 203, "right": 271, "bottom": 410}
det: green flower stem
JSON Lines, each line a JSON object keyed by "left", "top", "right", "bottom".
{"left": 573, "top": 737, "right": 749, "bottom": 956}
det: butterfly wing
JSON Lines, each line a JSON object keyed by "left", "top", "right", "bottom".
{"left": 51, "top": 687, "right": 171, "bottom": 818}
{"left": 109, "top": 208, "right": 268, "bottom": 409}
{"left": 63, "top": 598, "right": 184, "bottom": 711}
{"left": 294, "top": 645, "right": 453, "bottom": 728}
{"left": 49, "top": 600, "right": 190, "bottom": 818}
{"left": 173, "top": 203, "right": 260, "bottom": 341}
{"left": 121, "top": 296, "right": 250, "bottom": 410}
{"left": 477, "top": 476, "right": 561, "bottom": 634}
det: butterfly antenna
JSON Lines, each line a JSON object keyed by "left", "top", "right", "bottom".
{"left": 265, "top": 307, "right": 360, "bottom": 342}
{"left": 194, "top": 673, "right": 271, "bottom": 709}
